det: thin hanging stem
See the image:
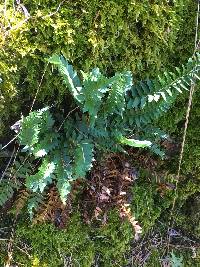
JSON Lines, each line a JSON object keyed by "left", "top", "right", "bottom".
{"left": 166, "top": 0, "right": 200, "bottom": 253}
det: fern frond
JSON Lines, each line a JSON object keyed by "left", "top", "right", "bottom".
{"left": 32, "top": 132, "right": 60, "bottom": 158}
{"left": 126, "top": 53, "right": 200, "bottom": 126}
{"left": 81, "top": 68, "right": 111, "bottom": 124}
{"left": 19, "top": 107, "right": 54, "bottom": 150}
{"left": 27, "top": 192, "right": 44, "bottom": 220}
{"left": 48, "top": 55, "right": 82, "bottom": 102}
{"left": 10, "top": 53, "right": 200, "bottom": 211}
{"left": 32, "top": 187, "right": 60, "bottom": 224}
{"left": 0, "top": 180, "right": 21, "bottom": 206}
{"left": 14, "top": 189, "right": 30, "bottom": 215}
{"left": 56, "top": 176, "right": 72, "bottom": 205}
{"left": 73, "top": 141, "right": 94, "bottom": 178}
{"left": 26, "top": 159, "right": 55, "bottom": 192}
{"left": 103, "top": 73, "right": 126, "bottom": 116}
{"left": 53, "top": 150, "right": 73, "bottom": 204}
{"left": 89, "top": 124, "right": 109, "bottom": 139}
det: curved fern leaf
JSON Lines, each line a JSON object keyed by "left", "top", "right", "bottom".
{"left": 104, "top": 73, "right": 126, "bottom": 116}
{"left": 81, "top": 68, "right": 111, "bottom": 124}
{"left": 19, "top": 107, "right": 54, "bottom": 149}
{"left": 26, "top": 160, "right": 55, "bottom": 192}
{"left": 48, "top": 55, "right": 82, "bottom": 102}
{"left": 27, "top": 192, "right": 44, "bottom": 220}
{"left": 73, "top": 141, "right": 94, "bottom": 178}
{"left": 126, "top": 54, "right": 200, "bottom": 126}
{"left": 118, "top": 135, "right": 152, "bottom": 148}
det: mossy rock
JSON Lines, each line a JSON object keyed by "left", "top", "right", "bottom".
{"left": 0, "top": 0, "right": 196, "bottom": 136}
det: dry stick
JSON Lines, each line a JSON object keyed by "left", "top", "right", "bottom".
{"left": 0, "top": 143, "right": 20, "bottom": 183}
{"left": 4, "top": 0, "right": 65, "bottom": 35}
{"left": 166, "top": 0, "right": 200, "bottom": 253}
{"left": 42, "top": 0, "right": 66, "bottom": 18}
{"left": 1, "top": 134, "right": 19, "bottom": 151}
{"left": 0, "top": 147, "right": 15, "bottom": 182}
{"left": 30, "top": 62, "right": 49, "bottom": 112}
{"left": 4, "top": 216, "right": 18, "bottom": 267}
{"left": 166, "top": 84, "right": 195, "bottom": 249}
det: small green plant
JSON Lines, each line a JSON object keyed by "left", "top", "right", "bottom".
{"left": 1, "top": 53, "right": 200, "bottom": 214}
{"left": 170, "top": 252, "right": 184, "bottom": 267}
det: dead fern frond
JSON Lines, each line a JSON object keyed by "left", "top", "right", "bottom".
{"left": 80, "top": 154, "right": 142, "bottom": 237}
{"left": 32, "top": 186, "right": 70, "bottom": 227}
{"left": 119, "top": 204, "right": 142, "bottom": 241}
{"left": 14, "top": 189, "right": 30, "bottom": 215}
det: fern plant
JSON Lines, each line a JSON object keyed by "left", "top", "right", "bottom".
{"left": 2, "top": 53, "right": 200, "bottom": 212}
{"left": 0, "top": 180, "right": 21, "bottom": 206}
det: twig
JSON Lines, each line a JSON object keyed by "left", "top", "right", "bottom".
{"left": 0, "top": 147, "right": 15, "bottom": 182}
{"left": 1, "top": 135, "right": 19, "bottom": 151}
{"left": 166, "top": 0, "right": 200, "bottom": 253}
{"left": 3, "top": 0, "right": 65, "bottom": 36}
{"left": 163, "top": 242, "right": 200, "bottom": 250}
{"left": 5, "top": 17, "right": 30, "bottom": 33}
{"left": 30, "top": 63, "right": 49, "bottom": 112}
{"left": 4, "top": 0, "right": 8, "bottom": 20}
{"left": 15, "top": 245, "right": 31, "bottom": 259}
{"left": 57, "top": 106, "right": 79, "bottom": 132}
{"left": 5, "top": 217, "right": 17, "bottom": 267}
{"left": 42, "top": 0, "right": 66, "bottom": 18}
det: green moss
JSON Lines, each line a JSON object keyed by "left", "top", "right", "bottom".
{"left": 14, "top": 213, "right": 94, "bottom": 267}
{"left": 2, "top": 210, "right": 132, "bottom": 267}
{"left": 157, "top": 87, "right": 200, "bottom": 177}
{"left": 131, "top": 169, "right": 175, "bottom": 234}
{"left": 93, "top": 210, "right": 133, "bottom": 267}
{"left": 175, "top": 193, "right": 200, "bottom": 238}
{"left": 0, "top": 0, "right": 196, "bottom": 136}
{"left": 145, "top": 249, "right": 162, "bottom": 267}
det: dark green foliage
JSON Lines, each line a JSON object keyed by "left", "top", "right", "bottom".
{"left": 8, "top": 53, "right": 199, "bottom": 211}
{"left": 0, "top": 155, "right": 34, "bottom": 207}
{"left": 27, "top": 192, "right": 44, "bottom": 220}
{"left": 0, "top": 179, "right": 21, "bottom": 206}
{"left": 73, "top": 141, "right": 94, "bottom": 178}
